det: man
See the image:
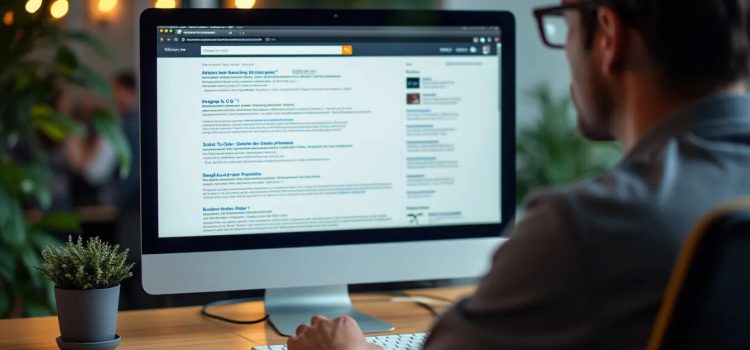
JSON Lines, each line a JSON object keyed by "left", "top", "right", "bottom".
{"left": 64, "top": 94, "right": 119, "bottom": 205}
{"left": 289, "top": 0, "right": 750, "bottom": 349}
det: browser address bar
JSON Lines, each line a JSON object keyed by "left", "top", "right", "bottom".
{"left": 200, "top": 45, "right": 352, "bottom": 56}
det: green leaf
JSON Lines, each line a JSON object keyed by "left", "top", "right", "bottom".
{"left": 76, "top": 65, "right": 112, "bottom": 98}
{"left": 0, "top": 186, "right": 14, "bottom": 221}
{"left": 30, "top": 104, "right": 86, "bottom": 142}
{"left": 33, "top": 213, "right": 80, "bottom": 233}
{"left": 0, "top": 187, "right": 25, "bottom": 247}
{"left": 66, "top": 30, "right": 111, "bottom": 58}
{"left": 17, "top": 111, "right": 48, "bottom": 163}
{"left": 0, "top": 244, "right": 16, "bottom": 283}
{"left": 0, "top": 161, "right": 54, "bottom": 210}
{"left": 94, "top": 110, "right": 132, "bottom": 179}
{"left": 0, "top": 162, "right": 25, "bottom": 198}
{"left": 0, "top": 285, "right": 10, "bottom": 318}
{"left": 55, "top": 46, "right": 78, "bottom": 77}
{"left": 19, "top": 244, "right": 42, "bottom": 287}
{"left": 19, "top": 163, "right": 53, "bottom": 209}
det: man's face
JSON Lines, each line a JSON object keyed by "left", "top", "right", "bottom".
{"left": 113, "top": 82, "right": 134, "bottom": 112}
{"left": 564, "top": 0, "right": 616, "bottom": 141}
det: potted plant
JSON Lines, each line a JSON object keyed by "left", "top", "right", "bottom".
{"left": 36, "top": 235, "right": 134, "bottom": 347}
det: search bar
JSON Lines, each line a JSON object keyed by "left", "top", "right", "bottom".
{"left": 200, "top": 45, "right": 352, "bottom": 56}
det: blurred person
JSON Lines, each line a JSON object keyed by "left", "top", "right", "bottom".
{"left": 65, "top": 94, "right": 118, "bottom": 205}
{"left": 287, "top": 0, "right": 750, "bottom": 349}
{"left": 112, "top": 71, "right": 140, "bottom": 211}
{"left": 47, "top": 91, "right": 75, "bottom": 211}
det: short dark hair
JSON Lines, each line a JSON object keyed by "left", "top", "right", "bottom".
{"left": 585, "top": 0, "right": 750, "bottom": 92}
{"left": 114, "top": 71, "right": 136, "bottom": 91}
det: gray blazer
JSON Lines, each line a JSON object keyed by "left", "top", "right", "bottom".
{"left": 425, "top": 93, "right": 750, "bottom": 349}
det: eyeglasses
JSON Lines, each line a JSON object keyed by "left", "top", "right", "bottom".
{"left": 533, "top": 2, "right": 599, "bottom": 49}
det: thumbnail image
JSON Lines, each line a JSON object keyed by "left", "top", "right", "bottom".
{"left": 406, "top": 93, "right": 420, "bottom": 105}
{"left": 406, "top": 77, "right": 420, "bottom": 89}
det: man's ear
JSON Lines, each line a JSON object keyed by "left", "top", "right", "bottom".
{"left": 596, "top": 6, "right": 628, "bottom": 77}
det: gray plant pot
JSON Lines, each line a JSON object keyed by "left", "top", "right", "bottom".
{"left": 55, "top": 285, "right": 120, "bottom": 343}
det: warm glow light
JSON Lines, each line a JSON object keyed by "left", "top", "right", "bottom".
{"left": 25, "top": 0, "right": 42, "bottom": 14}
{"left": 154, "top": 0, "right": 177, "bottom": 8}
{"left": 234, "top": 0, "right": 256, "bottom": 8}
{"left": 2, "top": 11, "right": 13, "bottom": 26}
{"left": 98, "top": 0, "right": 118, "bottom": 13}
{"left": 50, "top": 0, "right": 69, "bottom": 18}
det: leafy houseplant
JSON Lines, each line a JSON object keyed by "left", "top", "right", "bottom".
{"left": 0, "top": 1, "right": 131, "bottom": 317}
{"left": 516, "top": 84, "right": 622, "bottom": 204}
{"left": 37, "top": 235, "right": 133, "bottom": 344}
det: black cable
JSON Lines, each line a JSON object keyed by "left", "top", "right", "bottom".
{"left": 391, "top": 291, "right": 452, "bottom": 319}
{"left": 413, "top": 300, "right": 441, "bottom": 319}
{"left": 200, "top": 297, "right": 270, "bottom": 325}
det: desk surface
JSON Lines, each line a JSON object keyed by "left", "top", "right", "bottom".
{"left": 0, "top": 286, "right": 474, "bottom": 349}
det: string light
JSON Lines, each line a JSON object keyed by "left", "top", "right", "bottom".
{"left": 154, "top": 0, "right": 178, "bottom": 8}
{"left": 234, "top": 0, "right": 256, "bottom": 9}
{"left": 98, "top": 0, "right": 118, "bottom": 13}
{"left": 50, "top": 0, "right": 69, "bottom": 19}
{"left": 25, "top": 0, "right": 42, "bottom": 14}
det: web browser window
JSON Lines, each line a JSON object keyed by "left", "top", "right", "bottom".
{"left": 156, "top": 26, "right": 503, "bottom": 238}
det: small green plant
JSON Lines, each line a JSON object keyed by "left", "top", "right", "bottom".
{"left": 36, "top": 236, "right": 134, "bottom": 290}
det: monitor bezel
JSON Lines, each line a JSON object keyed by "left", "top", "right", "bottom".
{"left": 140, "top": 8, "right": 516, "bottom": 255}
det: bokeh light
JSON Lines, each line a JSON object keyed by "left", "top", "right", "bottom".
{"left": 98, "top": 0, "right": 118, "bottom": 13}
{"left": 234, "top": 0, "right": 256, "bottom": 9}
{"left": 50, "top": 0, "right": 69, "bottom": 19}
{"left": 2, "top": 11, "right": 13, "bottom": 26}
{"left": 25, "top": 0, "right": 43, "bottom": 14}
{"left": 154, "top": 0, "right": 178, "bottom": 8}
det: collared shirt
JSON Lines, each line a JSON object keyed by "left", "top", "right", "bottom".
{"left": 425, "top": 93, "right": 750, "bottom": 349}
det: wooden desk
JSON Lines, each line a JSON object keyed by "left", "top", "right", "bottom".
{"left": 0, "top": 286, "right": 475, "bottom": 349}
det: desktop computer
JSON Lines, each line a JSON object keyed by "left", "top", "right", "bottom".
{"left": 139, "top": 9, "right": 515, "bottom": 338}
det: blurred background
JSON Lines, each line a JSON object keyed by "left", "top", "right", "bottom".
{"left": 0, "top": 0, "right": 619, "bottom": 318}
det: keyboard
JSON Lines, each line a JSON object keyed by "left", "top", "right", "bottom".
{"left": 252, "top": 332, "right": 428, "bottom": 350}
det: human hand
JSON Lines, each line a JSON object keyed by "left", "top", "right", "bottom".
{"left": 287, "top": 315, "right": 383, "bottom": 350}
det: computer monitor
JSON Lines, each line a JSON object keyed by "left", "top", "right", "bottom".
{"left": 139, "top": 9, "right": 515, "bottom": 336}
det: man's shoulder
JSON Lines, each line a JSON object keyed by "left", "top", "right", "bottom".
{"left": 520, "top": 167, "right": 655, "bottom": 235}
{"left": 516, "top": 167, "right": 673, "bottom": 270}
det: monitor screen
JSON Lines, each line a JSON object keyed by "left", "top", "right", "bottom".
{"left": 154, "top": 25, "right": 503, "bottom": 239}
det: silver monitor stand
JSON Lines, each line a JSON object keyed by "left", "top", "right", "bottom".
{"left": 265, "top": 285, "right": 395, "bottom": 336}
